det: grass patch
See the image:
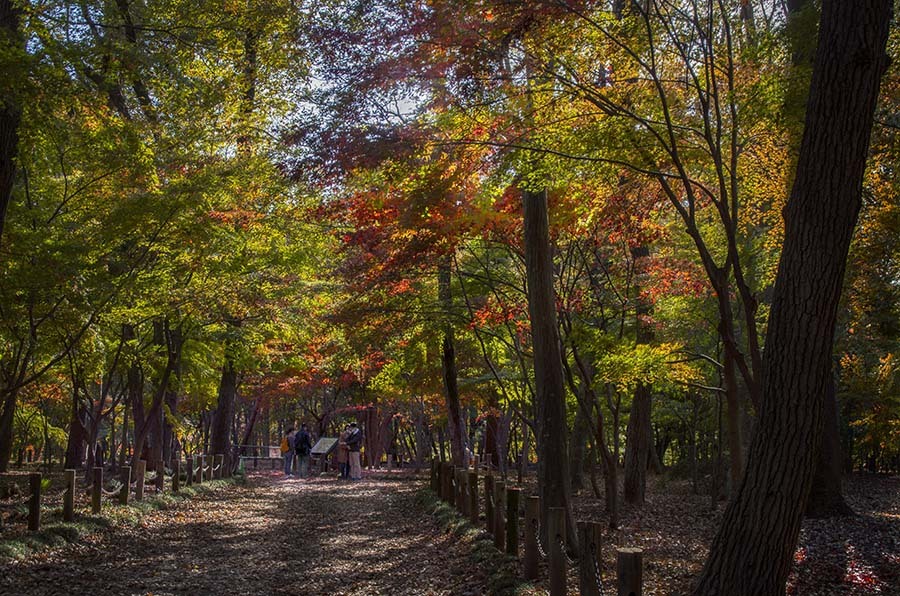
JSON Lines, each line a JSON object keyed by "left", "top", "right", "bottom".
{"left": 417, "top": 488, "right": 531, "bottom": 596}
{"left": 0, "top": 478, "right": 237, "bottom": 563}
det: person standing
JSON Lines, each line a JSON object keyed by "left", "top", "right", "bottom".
{"left": 281, "top": 428, "right": 296, "bottom": 477}
{"left": 295, "top": 423, "right": 313, "bottom": 478}
{"left": 346, "top": 422, "right": 364, "bottom": 480}
{"left": 337, "top": 425, "right": 350, "bottom": 479}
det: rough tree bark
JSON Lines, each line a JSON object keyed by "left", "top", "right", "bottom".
{"left": 523, "top": 188, "right": 576, "bottom": 550}
{"left": 692, "top": 1, "right": 891, "bottom": 593}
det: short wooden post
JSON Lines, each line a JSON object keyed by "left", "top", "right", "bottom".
{"left": 616, "top": 547, "right": 643, "bottom": 596}
{"left": 63, "top": 469, "right": 76, "bottom": 522}
{"left": 473, "top": 455, "right": 480, "bottom": 471}
{"left": 493, "top": 480, "right": 506, "bottom": 551}
{"left": 92, "top": 467, "right": 102, "bottom": 514}
{"left": 430, "top": 460, "right": 437, "bottom": 491}
{"left": 156, "top": 460, "right": 165, "bottom": 492}
{"left": 270, "top": 456, "right": 276, "bottom": 470}
{"left": 185, "top": 456, "right": 194, "bottom": 487}
{"left": 441, "top": 463, "right": 451, "bottom": 503}
{"left": 119, "top": 465, "right": 131, "bottom": 505}
{"left": 212, "top": 454, "right": 222, "bottom": 480}
{"left": 579, "top": 521, "right": 604, "bottom": 596}
{"left": 548, "top": 507, "right": 567, "bottom": 596}
{"left": 387, "top": 453, "right": 394, "bottom": 472}
{"left": 172, "top": 459, "right": 181, "bottom": 492}
{"left": 484, "top": 474, "right": 494, "bottom": 533}
{"left": 449, "top": 466, "right": 457, "bottom": 505}
{"left": 458, "top": 469, "right": 468, "bottom": 514}
{"left": 468, "top": 469, "right": 479, "bottom": 524}
{"left": 506, "top": 487, "right": 520, "bottom": 557}
{"left": 27, "top": 472, "right": 41, "bottom": 531}
{"left": 524, "top": 496, "right": 541, "bottom": 580}
{"left": 135, "top": 460, "right": 146, "bottom": 501}
{"left": 196, "top": 455, "right": 204, "bottom": 484}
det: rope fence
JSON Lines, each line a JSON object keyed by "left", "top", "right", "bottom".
{"left": 1, "top": 453, "right": 234, "bottom": 534}
{"left": 430, "top": 461, "right": 643, "bottom": 596}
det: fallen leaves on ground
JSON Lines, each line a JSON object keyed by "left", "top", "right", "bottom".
{"left": 0, "top": 471, "right": 498, "bottom": 596}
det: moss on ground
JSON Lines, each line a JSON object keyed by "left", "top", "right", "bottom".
{"left": 417, "top": 488, "right": 532, "bottom": 596}
{"left": 0, "top": 478, "right": 237, "bottom": 562}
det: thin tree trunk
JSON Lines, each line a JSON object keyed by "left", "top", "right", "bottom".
{"left": 438, "top": 258, "right": 466, "bottom": 466}
{"left": 693, "top": 2, "right": 890, "bottom": 592}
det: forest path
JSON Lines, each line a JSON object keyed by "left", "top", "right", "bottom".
{"left": 0, "top": 471, "right": 487, "bottom": 596}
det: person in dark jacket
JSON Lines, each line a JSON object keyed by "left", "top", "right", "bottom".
{"left": 295, "top": 423, "right": 313, "bottom": 478}
{"left": 346, "top": 422, "right": 364, "bottom": 480}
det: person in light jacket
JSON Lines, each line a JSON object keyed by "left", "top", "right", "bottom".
{"left": 337, "top": 425, "right": 351, "bottom": 479}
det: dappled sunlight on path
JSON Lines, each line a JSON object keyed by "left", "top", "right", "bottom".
{"left": 0, "top": 472, "right": 488, "bottom": 596}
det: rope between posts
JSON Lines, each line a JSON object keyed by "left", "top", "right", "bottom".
{"left": 0, "top": 497, "right": 30, "bottom": 509}
{"left": 589, "top": 539, "right": 603, "bottom": 594}
{"left": 202, "top": 466, "right": 210, "bottom": 473}
{"left": 100, "top": 484, "right": 124, "bottom": 497}
{"left": 556, "top": 533, "right": 578, "bottom": 566}
{"left": 212, "top": 465, "right": 221, "bottom": 472}
{"left": 532, "top": 518, "right": 549, "bottom": 560}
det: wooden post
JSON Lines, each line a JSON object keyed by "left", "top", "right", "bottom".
{"left": 430, "top": 460, "right": 438, "bottom": 492}
{"left": 579, "top": 521, "right": 603, "bottom": 596}
{"left": 387, "top": 453, "right": 394, "bottom": 472}
{"left": 156, "top": 460, "right": 165, "bottom": 492}
{"left": 484, "top": 474, "right": 494, "bottom": 533}
{"left": 92, "top": 467, "right": 102, "bottom": 514}
{"left": 524, "top": 496, "right": 541, "bottom": 580}
{"left": 185, "top": 456, "right": 193, "bottom": 487}
{"left": 120, "top": 466, "right": 131, "bottom": 505}
{"left": 135, "top": 460, "right": 146, "bottom": 501}
{"left": 213, "top": 454, "right": 222, "bottom": 480}
{"left": 458, "top": 469, "right": 468, "bottom": 514}
{"left": 473, "top": 455, "right": 480, "bottom": 472}
{"left": 616, "top": 548, "right": 643, "bottom": 596}
{"left": 172, "top": 459, "right": 181, "bottom": 492}
{"left": 506, "top": 487, "right": 520, "bottom": 557}
{"left": 271, "top": 456, "right": 276, "bottom": 470}
{"left": 441, "top": 463, "right": 451, "bottom": 503}
{"left": 63, "top": 469, "right": 76, "bottom": 522}
{"left": 548, "top": 507, "right": 567, "bottom": 596}
{"left": 468, "top": 469, "right": 478, "bottom": 524}
{"left": 196, "top": 455, "right": 204, "bottom": 484}
{"left": 27, "top": 473, "right": 41, "bottom": 531}
{"left": 493, "top": 480, "right": 506, "bottom": 551}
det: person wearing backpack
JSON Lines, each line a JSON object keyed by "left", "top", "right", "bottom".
{"left": 346, "top": 422, "right": 364, "bottom": 480}
{"left": 281, "top": 428, "right": 296, "bottom": 477}
{"left": 295, "top": 423, "right": 313, "bottom": 478}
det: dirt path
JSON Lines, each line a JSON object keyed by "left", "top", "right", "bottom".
{"left": 0, "top": 472, "right": 489, "bottom": 596}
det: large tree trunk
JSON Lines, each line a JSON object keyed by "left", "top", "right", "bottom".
{"left": 569, "top": 403, "right": 590, "bottom": 492}
{"left": 64, "top": 392, "right": 88, "bottom": 470}
{"left": 523, "top": 188, "right": 576, "bottom": 550}
{"left": 438, "top": 258, "right": 466, "bottom": 467}
{"left": 0, "top": 0, "right": 21, "bottom": 245}
{"left": 692, "top": 2, "right": 891, "bottom": 593}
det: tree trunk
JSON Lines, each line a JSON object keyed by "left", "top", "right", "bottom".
{"left": 624, "top": 245, "right": 654, "bottom": 504}
{"left": 0, "top": 0, "right": 21, "bottom": 245}
{"left": 805, "top": 373, "right": 852, "bottom": 517}
{"left": 210, "top": 356, "right": 237, "bottom": 463}
{"left": 570, "top": 406, "right": 589, "bottom": 492}
{"left": 624, "top": 384, "right": 652, "bottom": 504}
{"left": 438, "top": 258, "right": 466, "bottom": 467}
{"left": 0, "top": 388, "right": 18, "bottom": 472}
{"left": 523, "top": 188, "right": 576, "bottom": 550}
{"left": 693, "top": 2, "right": 890, "bottom": 593}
